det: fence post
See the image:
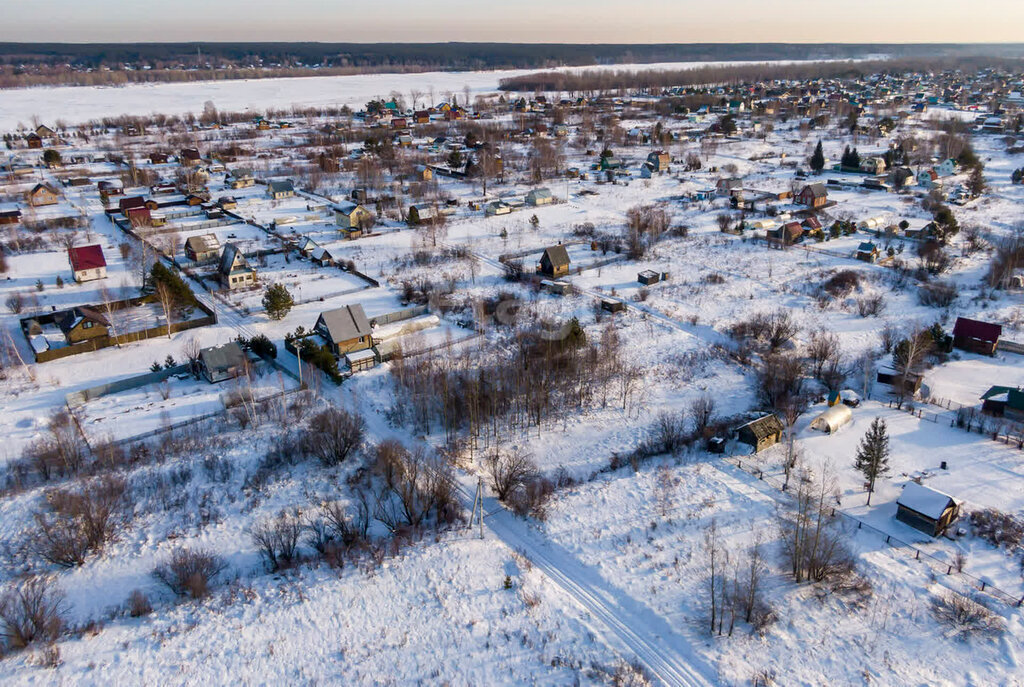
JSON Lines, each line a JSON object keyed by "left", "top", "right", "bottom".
{"left": 947, "top": 565, "right": 952, "bottom": 575}
{"left": 915, "top": 550, "right": 919, "bottom": 560}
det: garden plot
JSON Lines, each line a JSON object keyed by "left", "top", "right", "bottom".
{"left": 741, "top": 401, "right": 1024, "bottom": 602}
{"left": 78, "top": 367, "right": 300, "bottom": 443}
{"left": 173, "top": 222, "right": 272, "bottom": 263}
{"left": 922, "top": 350, "right": 1024, "bottom": 406}
{"left": 221, "top": 253, "right": 371, "bottom": 312}
{"left": 540, "top": 458, "right": 1020, "bottom": 686}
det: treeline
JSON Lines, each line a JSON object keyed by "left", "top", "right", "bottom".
{"left": 1, "top": 42, "right": 1021, "bottom": 88}
{"left": 498, "top": 56, "right": 1024, "bottom": 93}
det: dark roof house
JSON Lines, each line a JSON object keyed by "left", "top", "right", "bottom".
{"left": 952, "top": 317, "right": 1001, "bottom": 356}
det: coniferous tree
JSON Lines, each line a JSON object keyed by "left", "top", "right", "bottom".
{"left": 262, "top": 282, "right": 294, "bottom": 321}
{"left": 810, "top": 140, "right": 825, "bottom": 174}
{"left": 854, "top": 417, "right": 890, "bottom": 505}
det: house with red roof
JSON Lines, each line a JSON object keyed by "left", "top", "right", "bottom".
{"left": 68, "top": 244, "right": 107, "bottom": 283}
{"left": 952, "top": 316, "right": 1001, "bottom": 356}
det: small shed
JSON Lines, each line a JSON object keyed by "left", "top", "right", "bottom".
{"left": 734, "top": 414, "right": 784, "bottom": 453}
{"left": 895, "top": 482, "right": 959, "bottom": 537}
{"left": 198, "top": 342, "right": 247, "bottom": 383}
{"left": 526, "top": 188, "right": 554, "bottom": 206}
{"left": 346, "top": 348, "right": 377, "bottom": 373}
{"left": 810, "top": 404, "right": 853, "bottom": 434}
{"left": 638, "top": 270, "right": 661, "bottom": 286}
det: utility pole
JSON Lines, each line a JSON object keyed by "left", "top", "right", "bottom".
{"left": 469, "top": 477, "right": 484, "bottom": 539}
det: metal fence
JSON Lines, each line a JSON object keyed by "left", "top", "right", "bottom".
{"left": 718, "top": 454, "right": 1024, "bottom": 607}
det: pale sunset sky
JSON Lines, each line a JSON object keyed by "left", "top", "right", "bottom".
{"left": 1, "top": 0, "right": 1021, "bottom": 43}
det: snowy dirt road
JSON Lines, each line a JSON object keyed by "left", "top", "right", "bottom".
{"left": 472, "top": 484, "right": 717, "bottom": 687}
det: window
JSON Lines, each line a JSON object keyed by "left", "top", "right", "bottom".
{"left": 83, "top": 321, "right": 93, "bottom": 329}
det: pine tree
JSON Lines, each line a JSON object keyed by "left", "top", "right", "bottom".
{"left": 854, "top": 417, "right": 890, "bottom": 505}
{"left": 810, "top": 140, "right": 825, "bottom": 174}
{"left": 262, "top": 282, "right": 294, "bottom": 321}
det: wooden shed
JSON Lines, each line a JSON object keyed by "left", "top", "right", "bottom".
{"left": 895, "top": 482, "right": 959, "bottom": 537}
{"left": 734, "top": 414, "right": 784, "bottom": 453}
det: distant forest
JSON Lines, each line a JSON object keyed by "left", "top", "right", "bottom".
{"left": 1, "top": 42, "right": 1022, "bottom": 88}
{"left": 498, "top": 56, "right": 1024, "bottom": 93}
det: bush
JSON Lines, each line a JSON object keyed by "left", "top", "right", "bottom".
{"left": 126, "top": 589, "right": 152, "bottom": 617}
{"left": 970, "top": 509, "right": 1024, "bottom": 549}
{"left": 918, "top": 281, "right": 957, "bottom": 308}
{"left": 303, "top": 408, "right": 365, "bottom": 465}
{"left": 152, "top": 547, "right": 227, "bottom": 599}
{"left": 823, "top": 270, "right": 860, "bottom": 297}
{"left": 930, "top": 592, "right": 1004, "bottom": 640}
{"left": 250, "top": 511, "right": 303, "bottom": 571}
{"left": 855, "top": 294, "right": 885, "bottom": 317}
{"left": 0, "top": 577, "right": 66, "bottom": 651}
{"left": 32, "top": 477, "right": 126, "bottom": 567}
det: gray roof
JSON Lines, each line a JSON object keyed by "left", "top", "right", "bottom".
{"left": 268, "top": 180, "right": 295, "bottom": 194}
{"left": 897, "top": 482, "right": 956, "bottom": 520}
{"left": 317, "top": 304, "right": 371, "bottom": 344}
{"left": 185, "top": 233, "right": 220, "bottom": 254}
{"left": 542, "top": 245, "right": 570, "bottom": 268}
{"left": 57, "top": 306, "right": 109, "bottom": 335}
{"left": 199, "top": 342, "right": 246, "bottom": 375}
{"left": 219, "top": 243, "right": 252, "bottom": 276}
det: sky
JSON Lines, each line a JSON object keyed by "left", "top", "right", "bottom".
{"left": 1, "top": 0, "right": 1021, "bottom": 44}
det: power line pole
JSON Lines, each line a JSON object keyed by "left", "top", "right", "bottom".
{"left": 469, "top": 477, "right": 484, "bottom": 539}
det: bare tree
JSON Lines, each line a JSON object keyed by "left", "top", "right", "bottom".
{"left": 488, "top": 449, "right": 536, "bottom": 501}
{"left": 0, "top": 576, "right": 66, "bottom": 650}
{"left": 154, "top": 281, "right": 176, "bottom": 339}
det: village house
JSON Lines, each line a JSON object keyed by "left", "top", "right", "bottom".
{"left": 715, "top": 177, "right": 743, "bottom": 197}
{"left": 184, "top": 234, "right": 222, "bottom": 263}
{"left": 26, "top": 183, "right": 60, "bottom": 207}
{"left": 486, "top": 200, "right": 512, "bottom": 216}
{"left": 646, "top": 150, "right": 671, "bottom": 173}
{"left": 407, "top": 203, "right": 440, "bottom": 225}
{"left": 26, "top": 133, "right": 43, "bottom": 149}
{"left": 734, "top": 414, "right": 784, "bottom": 453}
{"left": 952, "top": 316, "right": 1001, "bottom": 356}
{"left": 860, "top": 157, "right": 887, "bottom": 174}
{"left": 57, "top": 306, "right": 109, "bottom": 345}
{"left": 796, "top": 183, "right": 828, "bottom": 208}
{"left": 981, "top": 386, "right": 1024, "bottom": 420}
{"left": 0, "top": 204, "right": 22, "bottom": 225}
{"left": 538, "top": 245, "right": 571, "bottom": 278}
{"left": 68, "top": 245, "right": 107, "bottom": 283}
{"left": 179, "top": 148, "right": 202, "bottom": 166}
{"left": 526, "top": 187, "right": 554, "bottom": 206}
{"left": 917, "top": 169, "right": 940, "bottom": 189}
{"left": 198, "top": 342, "right": 248, "bottom": 383}
{"left": 229, "top": 169, "right": 255, "bottom": 189}
{"left": 267, "top": 180, "right": 295, "bottom": 200}
{"left": 856, "top": 241, "right": 881, "bottom": 263}
{"left": 333, "top": 201, "right": 373, "bottom": 233}
{"left": 768, "top": 221, "right": 804, "bottom": 246}
{"left": 314, "top": 304, "right": 373, "bottom": 356}
{"left": 218, "top": 243, "right": 257, "bottom": 289}
{"left": 895, "top": 482, "right": 959, "bottom": 537}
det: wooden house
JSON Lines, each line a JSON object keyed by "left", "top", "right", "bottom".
{"left": 895, "top": 482, "right": 959, "bottom": 537}
{"left": 198, "top": 342, "right": 247, "bottom": 383}
{"left": 267, "top": 180, "right": 295, "bottom": 200}
{"left": 229, "top": 169, "right": 255, "bottom": 189}
{"left": 26, "top": 133, "right": 43, "bottom": 149}
{"left": 0, "top": 205, "right": 22, "bottom": 225}
{"left": 68, "top": 245, "right": 107, "bottom": 283}
{"left": 526, "top": 187, "right": 554, "bottom": 206}
{"left": 797, "top": 183, "right": 828, "bottom": 208}
{"left": 769, "top": 222, "right": 804, "bottom": 245}
{"left": 734, "top": 414, "right": 784, "bottom": 453}
{"left": 980, "top": 386, "right": 1024, "bottom": 420}
{"left": 179, "top": 148, "right": 202, "bottom": 166}
{"left": 333, "top": 201, "right": 373, "bottom": 231}
{"left": 315, "top": 304, "right": 373, "bottom": 356}
{"left": 218, "top": 243, "right": 256, "bottom": 289}
{"left": 856, "top": 241, "right": 880, "bottom": 263}
{"left": 538, "top": 245, "right": 571, "bottom": 278}
{"left": 952, "top": 317, "right": 1001, "bottom": 356}
{"left": 407, "top": 203, "right": 439, "bottom": 225}
{"left": 150, "top": 152, "right": 170, "bottom": 164}
{"left": 646, "top": 150, "right": 671, "bottom": 173}
{"left": 57, "top": 307, "right": 109, "bottom": 344}
{"left": 26, "top": 183, "right": 60, "bottom": 207}
{"left": 185, "top": 234, "right": 221, "bottom": 263}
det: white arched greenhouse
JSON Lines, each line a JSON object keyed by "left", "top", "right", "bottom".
{"left": 810, "top": 404, "right": 853, "bottom": 434}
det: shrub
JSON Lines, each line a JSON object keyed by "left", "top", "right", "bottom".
{"left": 488, "top": 450, "right": 536, "bottom": 501}
{"left": 261, "top": 282, "right": 294, "bottom": 321}
{"left": 250, "top": 511, "right": 303, "bottom": 572}
{"left": 918, "top": 281, "right": 957, "bottom": 308}
{"left": 930, "top": 592, "right": 1004, "bottom": 640}
{"left": 126, "top": 589, "right": 152, "bottom": 617}
{"left": 32, "top": 477, "right": 126, "bottom": 567}
{"left": 0, "top": 576, "right": 66, "bottom": 651}
{"left": 303, "top": 408, "right": 365, "bottom": 465}
{"left": 823, "top": 270, "right": 860, "bottom": 297}
{"left": 152, "top": 547, "right": 227, "bottom": 599}
{"left": 970, "top": 509, "right": 1024, "bottom": 549}
{"left": 855, "top": 294, "right": 885, "bottom": 317}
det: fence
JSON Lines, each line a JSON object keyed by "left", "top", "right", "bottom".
{"left": 370, "top": 304, "right": 430, "bottom": 327}
{"left": 66, "top": 363, "right": 192, "bottom": 408}
{"left": 22, "top": 296, "right": 217, "bottom": 363}
{"left": 717, "top": 453, "right": 1024, "bottom": 607}
{"left": 998, "top": 339, "right": 1024, "bottom": 355}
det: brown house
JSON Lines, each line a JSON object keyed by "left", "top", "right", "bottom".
{"left": 57, "top": 307, "right": 109, "bottom": 344}
{"left": 185, "top": 234, "right": 222, "bottom": 263}
{"left": 538, "top": 245, "right": 571, "bottom": 278}
{"left": 26, "top": 133, "right": 43, "bottom": 149}
{"left": 734, "top": 414, "right": 784, "bottom": 453}
{"left": 0, "top": 206, "right": 22, "bottom": 225}
{"left": 315, "top": 304, "right": 373, "bottom": 356}
{"left": 952, "top": 317, "right": 1001, "bottom": 356}
{"left": 797, "top": 183, "right": 828, "bottom": 209}
{"left": 180, "top": 148, "right": 202, "bottom": 166}
{"left": 895, "top": 482, "right": 959, "bottom": 537}
{"left": 26, "top": 183, "right": 60, "bottom": 207}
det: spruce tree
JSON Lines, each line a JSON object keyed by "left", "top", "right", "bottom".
{"left": 854, "top": 417, "right": 890, "bottom": 505}
{"left": 810, "top": 140, "right": 825, "bottom": 174}
{"left": 262, "top": 282, "right": 294, "bottom": 321}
